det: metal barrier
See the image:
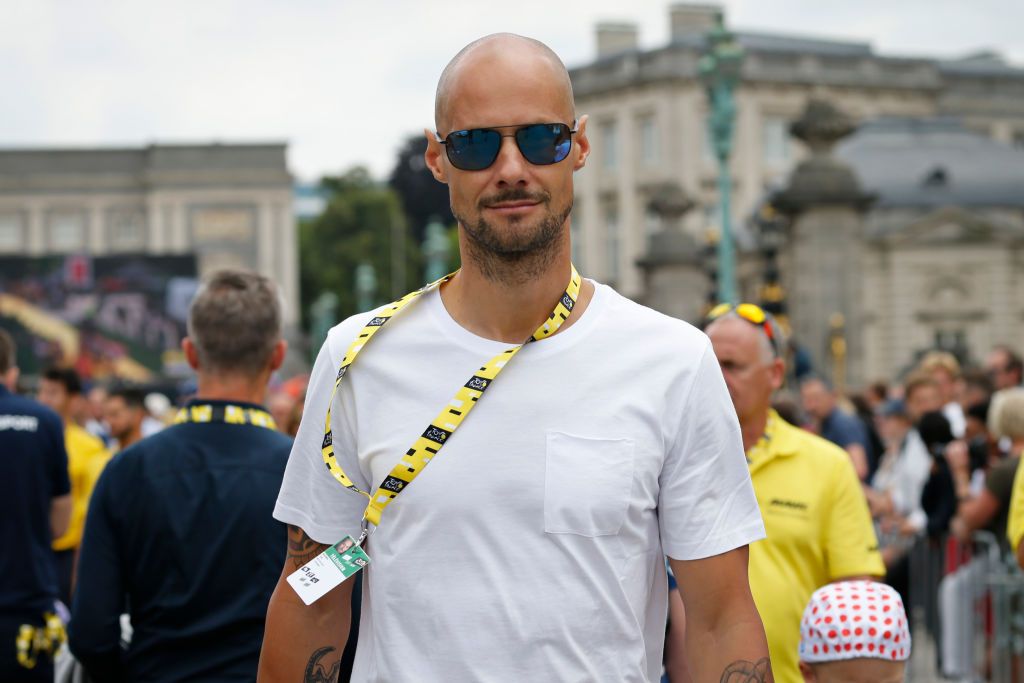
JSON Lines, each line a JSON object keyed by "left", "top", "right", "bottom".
{"left": 901, "top": 531, "right": 1024, "bottom": 682}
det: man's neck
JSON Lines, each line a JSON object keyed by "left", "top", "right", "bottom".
{"left": 441, "top": 244, "right": 593, "bottom": 344}
{"left": 194, "top": 373, "right": 269, "bottom": 406}
{"left": 741, "top": 409, "right": 771, "bottom": 453}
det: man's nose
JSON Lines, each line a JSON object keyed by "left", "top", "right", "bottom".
{"left": 491, "top": 135, "right": 528, "bottom": 186}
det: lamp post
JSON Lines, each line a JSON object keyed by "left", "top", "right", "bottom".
{"left": 699, "top": 12, "right": 744, "bottom": 304}
{"left": 422, "top": 216, "right": 451, "bottom": 283}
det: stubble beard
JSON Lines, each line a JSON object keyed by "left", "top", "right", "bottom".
{"left": 453, "top": 189, "right": 573, "bottom": 287}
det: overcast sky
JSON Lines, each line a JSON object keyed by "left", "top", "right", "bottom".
{"left": 3, "top": 1, "right": 1022, "bottom": 182}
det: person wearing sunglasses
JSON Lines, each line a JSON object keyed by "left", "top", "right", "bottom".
{"left": 262, "top": 34, "right": 770, "bottom": 683}
{"left": 692, "top": 303, "right": 885, "bottom": 683}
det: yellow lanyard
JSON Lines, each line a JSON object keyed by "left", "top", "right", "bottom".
{"left": 322, "top": 264, "right": 582, "bottom": 529}
{"left": 173, "top": 403, "right": 279, "bottom": 431}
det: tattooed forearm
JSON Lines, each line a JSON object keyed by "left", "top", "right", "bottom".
{"left": 288, "top": 525, "right": 328, "bottom": 569}
{"left": 720, "top": 657, "right": 772, "bottom": 682}
{"left": 303, "top": 645, "right": 342, "bottom": 683}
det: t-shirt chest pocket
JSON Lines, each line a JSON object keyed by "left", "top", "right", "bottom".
{"left": 544, "top": 432, "right": 635, "bottom": 537}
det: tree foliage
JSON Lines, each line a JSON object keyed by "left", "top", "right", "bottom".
{"left": 388, "top": 134, "right": 454, "bottom": 243}
{"left": 298, "top": 167, "right": 420, "bottom": 330}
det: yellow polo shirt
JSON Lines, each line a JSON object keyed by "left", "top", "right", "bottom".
{"left": 747, "top": 411, "right": 885, "bottom": 683}
{"left": 53, "top": 423, "right": 111, "bottom": 552}
{"left": 1007, "top": 456, "right": 1024, "bottom": 552}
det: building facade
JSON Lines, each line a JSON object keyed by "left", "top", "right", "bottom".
{"left": 0, "top": 143, "right": 299, "bottom": 325}
{"left": 569, "top": 4, "right": 1024, "bottom": 303}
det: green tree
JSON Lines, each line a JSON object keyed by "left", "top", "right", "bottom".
{"left": 298, "top": 167, "right": 420, "bottom": 330}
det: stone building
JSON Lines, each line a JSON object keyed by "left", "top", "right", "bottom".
{"left": 569, "top": 3, "right": 1024, "bottom": 303}
{"left": 0, "top": 143, "right": 299, "bottom": 324}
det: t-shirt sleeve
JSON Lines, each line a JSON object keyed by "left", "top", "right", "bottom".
{"left": 273, "top": 326, "right": 372, "bottom": 545}
{"left": 825, "top": 453, "right": 886, "bottom": 579}
{"left": 1007, "top": 459, "right": 1024, "bottom": 551}
{"left": 659, "top": 341, "right": 765, "bottom": 560}
{"left": 986, "top": 459, "right": 1019, "bottom": 509}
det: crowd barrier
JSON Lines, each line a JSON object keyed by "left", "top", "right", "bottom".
{"left": 902, "top": 531, "right": 1024, "bottom": 682}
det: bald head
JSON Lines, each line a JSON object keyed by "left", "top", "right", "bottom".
{"left": 434, "top": 33, "right": 576, "bottom": 133}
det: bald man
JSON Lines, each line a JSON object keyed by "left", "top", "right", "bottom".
{"left": 260, "top": 34, "right": 769, "bottom": 682}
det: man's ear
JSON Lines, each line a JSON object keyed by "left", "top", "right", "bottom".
{"left": 182, "top": 337, "right": 200, "bottom": 371}
{"left": 572, "top": 114, "right": 590, "bottom": 171}
{"left": 770, "top": 357, "right": 786, "bottom": 392}
{"left": 269, "top": 340, "right": 287, "bottom": 373}
{"left": 424, "top": 128, "right": 449, "bottom": 184}
{"left": 798, "top": 661, "right": 817, "bottom": 682}
{"left": 3, "top": 366, "right": 19, "bottom": 392}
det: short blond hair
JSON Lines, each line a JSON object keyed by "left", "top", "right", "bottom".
{"left": 991, "top": 388, "right": 1024, "bottom": 441}
{"left": 919, "top": 351, "right": 961, "bottom": 379}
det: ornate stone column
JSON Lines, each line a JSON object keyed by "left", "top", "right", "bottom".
{"left": 636, "top": 182, "right": 706, "bottom": 323}
{"left": 772, "top": 99, "right": 874, "bottom": 387}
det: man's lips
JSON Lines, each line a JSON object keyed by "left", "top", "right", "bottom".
{"left": 485, "top": 200, "right": 540, "bottom": 212}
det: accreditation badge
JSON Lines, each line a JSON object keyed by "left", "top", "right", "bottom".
{"left": 286, "top": 536, "right": 370, "bottom": 606}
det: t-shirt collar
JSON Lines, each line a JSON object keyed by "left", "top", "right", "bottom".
{"left": 747, "top": 409, "right": 800, "bottom": 470}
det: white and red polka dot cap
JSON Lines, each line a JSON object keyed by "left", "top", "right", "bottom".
{"left": 799, "top": 580, "right": 911, "bottom": 663}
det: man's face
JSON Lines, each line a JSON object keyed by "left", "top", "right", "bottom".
{"left": 987, "top": 349, "right": 1020, "bottom": 391}
{"left": 800, "top": 657, "right": 905, "bottom": 683}
{"left": 707, "top": 317, "right": 783, "bottom": 426}
{"left": 800, "top": 380, "right": 835, "bottom": 421}
{"left": 87, "top": 387, "right": 108, "bottom": 420}
{"left": 38, "top": 379, "right": 71, "bottom": 419}
{"left": 104, "top": 396, "right": 142, "bottom": 442}
{"left": 879, "top": 414, "right": 911, "bottom": 447}
{"left": 929, "top": 367, "right": 956, "bottom": 404}
{"left": 905, "top": 384, "right": 941, "bottom": 424}
{"left": 426, "top": 46, "right": 589, "bottom": 261}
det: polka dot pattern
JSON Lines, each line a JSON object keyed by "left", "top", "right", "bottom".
{"left": 798, "top": 580, "right": 911, "bottom": 664}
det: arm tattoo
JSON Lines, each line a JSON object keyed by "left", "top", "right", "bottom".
{"left": 720, "top": 657, "right": 772, "bottom": 682}
{"left": 288, "top": 525, "right": 328, "bottom": 570}
{"left": 303, "top": 646, "right": 342, "bottom": 683}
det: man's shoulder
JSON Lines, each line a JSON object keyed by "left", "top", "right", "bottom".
{"left": 776, "top": 418, "right": 854, "bottom": 470}
{"left": 0, "top": 392, "right": 61, "bottom": 426}
{"left": 597, "top": 285, "right": 709, "bottom": 351}
{"left": 66, "top": 423, "right": 108, "bottom": 455}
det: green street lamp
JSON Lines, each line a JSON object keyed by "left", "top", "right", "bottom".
{"left": 698, "top": 12, "right": 744, "bottom": 304}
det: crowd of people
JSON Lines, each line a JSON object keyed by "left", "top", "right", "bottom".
{"left": 3, "top": 31, "right": 1022, "bottom": 683}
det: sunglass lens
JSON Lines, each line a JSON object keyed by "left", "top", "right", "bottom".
{"left": 446, "top": 128, "right": 501, "bottom": 171}
{"left": 515, "top": 124, "right": 572, "bottom": 165}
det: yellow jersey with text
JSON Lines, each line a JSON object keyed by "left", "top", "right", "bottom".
{"left": 747, "top": 411, "right": 885, "bottom": 683}
{"left": 1006, "top": 454, "right": 1024, "bottom": 552}
{"left": 53, "top": 424, "right": 111, "bottom": 551}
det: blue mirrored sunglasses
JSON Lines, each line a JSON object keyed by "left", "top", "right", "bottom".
{"left": 435, "top": 121, "right": 578, "bottom": 171}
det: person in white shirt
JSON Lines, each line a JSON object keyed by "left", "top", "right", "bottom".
{"left": 257, "top": 32, "right": 769, "bottom": 683}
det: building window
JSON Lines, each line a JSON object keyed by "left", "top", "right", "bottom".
{"left": 107, "top": 210, "right": 147, "bottom": 251}
{"left": 600, "top": 121, "right": 619, "bottom": 170}
{"left": 639, "top": 115, "right": 659, "bottom": 167}
{"left": 604, "top": 206, "right": 620, "bottom": 281}
{"left": 48, "top": 212, "right": 86, "bottom": 252}
{"left": 762, "top": 117, "right": 791, "bottom": 167}
{"left": 0, "top": 214, "right": 22, "bottom": 253}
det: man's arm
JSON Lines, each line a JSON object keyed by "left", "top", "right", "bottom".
{"left": 257, "top": 525, "right": 354, "bottom": 682}
{"left": 50, "top": 493, "right": 71, "bottom": 539}
{"left": 670, "top": 547, "right": 772, "bottom": 683}
{"left": 844, "top": 443, "right": 868, "bottom": 481}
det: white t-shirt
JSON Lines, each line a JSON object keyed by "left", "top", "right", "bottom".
{"left": 275, "top": 281, "right": 764, "bottom": 683}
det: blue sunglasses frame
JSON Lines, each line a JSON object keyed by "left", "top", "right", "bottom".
{"left": 435, "top": 120, "right": 578, "bottom": 171}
